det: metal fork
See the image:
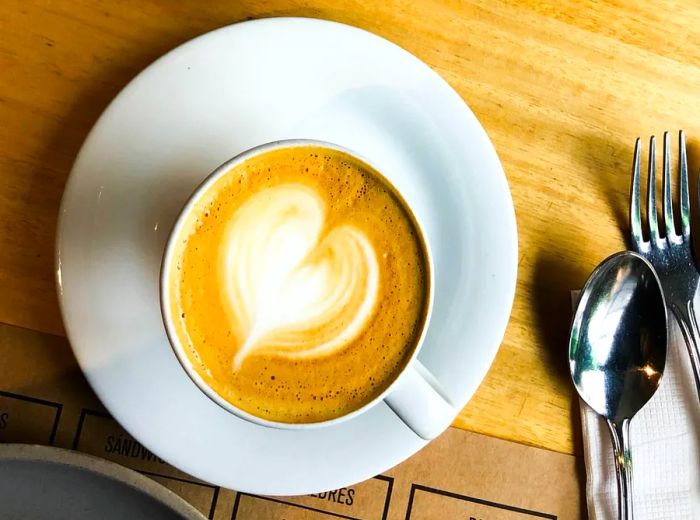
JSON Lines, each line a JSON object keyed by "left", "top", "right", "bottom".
{"left": 630, "top": 130, "right": 700, "bottom": 400}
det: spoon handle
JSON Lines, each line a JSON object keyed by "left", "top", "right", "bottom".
{"left": 606, "top": 419, "right": 633, "bottom": 520}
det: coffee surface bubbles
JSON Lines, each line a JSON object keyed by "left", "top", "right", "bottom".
{"left": 167, "top": 146, "right": 429, "bottom": 423}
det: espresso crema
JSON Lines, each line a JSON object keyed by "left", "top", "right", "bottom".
{"left": 166, "top": 145, "right": 430, "bottom": 423}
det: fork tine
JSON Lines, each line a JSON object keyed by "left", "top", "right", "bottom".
{"left": 679, "top": 130, "right": 690, "bottom": 238}
{"left": 663, "top": 131, "right": 676, "bottom": 238}
{"left": 648, "top": 135, "right": 661, "bottom": 243}
{"left": 630, "top": 138, "right": 644, "bottom": 248}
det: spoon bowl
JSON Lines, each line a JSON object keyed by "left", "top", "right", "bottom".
{"left": 570, "top": 251, "right": 667, "bottom": 422}
{"left": 569, "top": 250, "right": 667, "bottom": 520}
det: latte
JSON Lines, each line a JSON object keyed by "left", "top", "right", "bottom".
{"left": 165, "top": 145, "right": 430, "bottom": 423}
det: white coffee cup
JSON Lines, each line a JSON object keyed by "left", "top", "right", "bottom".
{"left": 160, "top": 139, "right": 455, "bottom": 440}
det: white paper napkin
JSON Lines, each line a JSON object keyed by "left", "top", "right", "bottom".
{"left": 581, "top": 313, "right": 700, "bottom": 519}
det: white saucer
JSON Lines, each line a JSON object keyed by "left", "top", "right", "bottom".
{"left": 57, "top": 18, "right": 517, "bottom": 495}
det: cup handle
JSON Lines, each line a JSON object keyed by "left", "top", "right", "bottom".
{"left": 383, "top": 360, "right": 454, "bottom": 440}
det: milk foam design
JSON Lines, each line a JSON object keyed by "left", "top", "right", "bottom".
{"left": 220, "top": 183, "right": 380, "bottom": 369}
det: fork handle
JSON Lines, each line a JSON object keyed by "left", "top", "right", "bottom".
{"left": 670, "top": 301, "right": 700, "bottom": 400}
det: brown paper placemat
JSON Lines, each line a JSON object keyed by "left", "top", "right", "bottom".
{"left": 0, "top": 323, "right": 584, "bottom": 519}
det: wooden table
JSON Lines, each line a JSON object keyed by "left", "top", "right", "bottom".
{"left": 2, "top": 0, "right": 700, "bottom": 457}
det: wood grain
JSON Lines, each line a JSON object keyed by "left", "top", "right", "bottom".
{"left": 2, "top": 0, "right": 700, "bottom": 456}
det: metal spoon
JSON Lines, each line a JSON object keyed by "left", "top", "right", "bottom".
{"left": 569, "top": 251, "right": 667, "bottom": 520}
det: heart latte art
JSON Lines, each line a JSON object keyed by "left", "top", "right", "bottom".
{"left": 223, "top": 184, "right": 380, "bottom": 368}
{"left": 167, "top": 146, "right": 430, "bottom": 423}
